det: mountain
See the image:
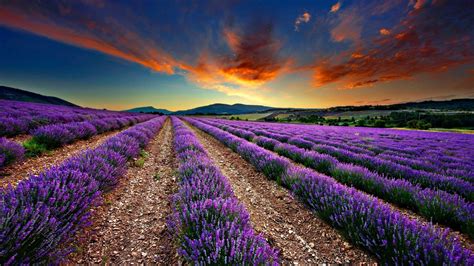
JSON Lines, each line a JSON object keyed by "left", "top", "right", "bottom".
{"left": 124, "top": 106, "right": 172, "bottom": 114}
{"left": 126, "top": 103, "right": 274, "bottom": 115}
{"left": 0, "top": 85, "right": 78, "bottom": 107}
{"left": 174, "top": 103, "right": 274, "bottom": 115}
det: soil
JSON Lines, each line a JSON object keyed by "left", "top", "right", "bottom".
{"left": 0, "top": 130, "right": 121, "bottom": 188}
{"left": 68, "top": 118, "right": 179, "bottom": 264}
{"left": 186, "top": 122, "right": 375, "bottom": 264}
{"left": 8, "top": 134, "right": 30, "bottom": 143}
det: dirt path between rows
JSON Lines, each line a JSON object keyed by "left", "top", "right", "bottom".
{"left": 0, "top": 130, "right": 121, "bottom": 188}
{"left": 69, "top": 118, "right": 178, "bottom": 264}
{"left": 186, "top": 122, "right": 374, "bottom": 264}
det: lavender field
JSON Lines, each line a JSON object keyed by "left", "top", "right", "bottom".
{"left": 0, "top": 99, "right": 472, "bottom": 265}
{"left": 2, "top": 0, "right": 474, "bottom": 264}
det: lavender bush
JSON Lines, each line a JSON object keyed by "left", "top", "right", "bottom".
{"left": 0, "top": 138, "right": 25, "bottom": 168}
{"left": 101, "top": 134, "right": 140, "bottom": 160}
{"left": 0, "top": 117, "right": 29, "bottom": 137}
{"left": 170, "top": 117, "right": 279, "bottom": 264}
{"left": 31, "top": 124, "right": 75, "bottom": 149}
{"left": 0, "top": 99, "right": 155, "bottom": 137}
{"left": 0, "top": 168, "right": 101, "bottom": 264}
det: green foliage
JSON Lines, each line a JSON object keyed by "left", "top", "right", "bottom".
{"left": 134, "top": 157, "right": 145, "bottom": 167}
{"left": 22, "top": 139, "right": 48, "bottom": 157}
{"left": 134, "top": 149, "right": 149, "bottom": 167}
{"left": 296, "top": 115, "right": 325, "bottom": 124}
{"left": 139, "top": 149, "right": 149, "bottom": 159}
{"left": 374, "top": 120, "right": 386, "bottom": 128}
{"left": 407, "top": 119, "right": 431, "bottom": 129}
{"left": 356, "top": 119, "right": 366, "bottom": 127}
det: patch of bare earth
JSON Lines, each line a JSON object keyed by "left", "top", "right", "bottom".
{"left": 0, "top": 130, "right": 120, "bottom": 188}
{"left": 8, "top": 134, "right": 30, "bottom": 143}
{"left": 186, "top": 122, "right": 375, "bottom": 264}
{"left": 68, "top": 118, "right": 178, "bottom": 264}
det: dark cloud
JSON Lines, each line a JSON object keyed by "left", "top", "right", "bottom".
{"left": 220, "top": 22, "right": 286, "bottom": 83}
{"left": 313, "top": 0, "right": 474, "bottom": 88}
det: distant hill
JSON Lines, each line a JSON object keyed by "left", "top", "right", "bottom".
{"left": 0, "top": 86, "right": 78, "bottom": 107}
{"left": 124, "top": 106, "right": 172, "bottom": 114}
{"left": 324, "top": 99, "right": 474, "bottom": 112}
{"left": 390, "top": 99, "right": 474, "bottom": 111}
{"left": 174, "top": 103, "right": 273, "bottom": 115}
{"left": 126, "top": 103, "right": 273, "bottom": 115}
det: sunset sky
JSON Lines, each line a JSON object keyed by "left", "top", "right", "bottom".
{"left": 0, "top": 0, "right": 473, "bottom": 111}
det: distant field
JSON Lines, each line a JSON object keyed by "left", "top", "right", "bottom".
{"left": 394, "top": 127, "right": 474, "bottom": 134}
{"left": 323, "top": 110, "right": 394, "bottom": 119}
{"left": 220, "top": 112, "right": 273, "bottom": 120}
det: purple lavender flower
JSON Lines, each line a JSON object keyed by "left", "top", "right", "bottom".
{"left": 101, "top": 134, "right": 140, "bottom": 159}
{"left": 169, "top": 117, "right": 279, "bottom": 264}
{"left": 0, "top": 168, "right": 101, "bottom": 264}
{"left": 32, "top": 124, "right": 75, "bottom": 148}
{"left": 0, "top": 137, "right": 25, "bottom": 167}
{"left": 61, "top": 149, "right": 118, "bottom": 192}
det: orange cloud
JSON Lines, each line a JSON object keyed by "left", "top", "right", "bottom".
{"left": 183, "top": 23, "right": 291, "bottom": 102}
{"left": 379, "top": 28, "right": 391, "bottom": 35}
{"left": 413, "top": 0, "right": 428, "bottom": 10}
{"left": 314, "top": 0, "right": 474, "bottom": 89}
{"left": 330, "top": 9, "right": 363, "bottom": 43}
{"left": 330, "top": 2, "right": 341, "bottom": 13}
{"left": 294, "top": 11, "right": 311, "bottom": 31}
{"left": 220, "top": 24, "right": 285, "bottom": 84}
{"left": 0, "top": 6, "right": 184, "bottom": 75}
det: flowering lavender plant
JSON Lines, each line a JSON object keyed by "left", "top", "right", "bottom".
{"left": 31, "top": 124, "right": 75, "bottom": 148}
{"left": 0, "top": 168, "right": 101, "bottom": 264}
{"left": 170, "top": 117, "right": 279, "bottom": 264}
{"left": 0, "top": 137, "right": 25, "bottom": 167}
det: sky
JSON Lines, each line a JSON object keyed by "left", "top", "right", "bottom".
{"left": 0, "top": 0, "right": 473, "bottom": 111}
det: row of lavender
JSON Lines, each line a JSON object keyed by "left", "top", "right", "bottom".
{"left": 0, "top": 138, "right": 24, "bottom": 168}
{"left": 193, "top": 118, "right": 474, "bottom": 238}
{"left": 0, "top": 116, "right": 166, "bottom": 264}
{"left": 214, "top": 119, "right": 473, "bottom": 182}
{"left": 184, "top": 117, "right": 473, "bottom": 264}
{"left": 0, "top": 115, "right": 154, "bottom": 168}
{"left": 0, "top": 99, "right": 152, "bottom": 137}
{"left": 169, "top": 117, "right": 278, "bottom": 264}
{"left": 206, "top": 118, "right": 474, "bottom": 201}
